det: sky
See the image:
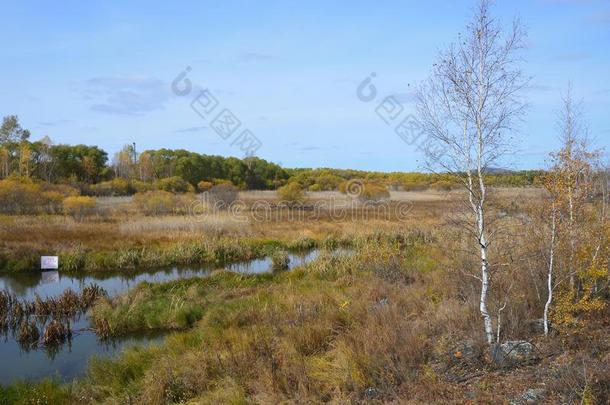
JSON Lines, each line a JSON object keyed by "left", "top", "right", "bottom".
{"left": 0, "top": 0, "right": 608, "bottom": 172}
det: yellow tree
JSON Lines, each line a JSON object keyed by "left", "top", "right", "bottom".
{"left": 19, "top": 143, "right": 32, "bottom": 178}
{"left": 0, "top": 147, "right": 9, "bottom": 178}
{"left": 82, "top": 156, "right": 97, "bottom": 183}
{"left": 544, "top": 89, "right": 607, "bottom": 335}
{"left": 138, "top": 152, "right": 154, "bottom": 182}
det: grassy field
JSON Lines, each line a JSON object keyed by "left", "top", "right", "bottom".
{"left": 0, "top": 189, "right": 462, "bottom": 272}
{"left": 1, "top": 187, "right": 608, "bottom": 404}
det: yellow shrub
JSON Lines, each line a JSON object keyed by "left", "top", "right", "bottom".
{"left": 429, "top": 180, "right": 455, "bottom": 192}
{"left": 0, "top": 177, "right": 65, "bottom": 214}
{"left": 63, "top": 196, "right": 97, "bottom": 220}
{"left": 197, "top": 181, "right": 213, "bottom": 193}
{"left": 360, "top": 183, "right": 390, "bottom": 202}
{"left": 134, "top": 191, "right": 178, "bottom": 216}
{"left": 277, "top": 182, "right": 306, "bottom": 205}
{"left": 90, "top": 178, "right": 132, "bottom": 196}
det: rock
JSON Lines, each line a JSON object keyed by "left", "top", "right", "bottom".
{"left": 376, "top": 297, "right": 389, "bottom": 306}
{"left": 510, "top": 388, "right": 546, "bottom": 404}
{"left": 493, "top": 340, "right": 537, "bottom": 364}
{"left": 451, "top": 341, "right": 477, "bottom": 361}
{"left": 371, "top": 297, "right": 390, "bottom": 310}
{"left": 364, "top": 387, "right": 379, "bottom": 399}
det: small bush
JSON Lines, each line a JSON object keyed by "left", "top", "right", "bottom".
{"left": 208, "top": 184, "right": 239, "bottom": 209}
{"left": 90, "top": 178, "right": 132, "bottom": 196}
{"left": 271, "top": 250, "right": 290, "bottom": 272}
{"left": 0, "top": 177, "right": 66, "bottom": 214}
{"left": 156, "top": 176, "right": 193, "bottom": 193}
{"left": 197, "top": 181, "right": 214, "bottom": 193}
{"left": 132, "top": 180, "right": 155, "bottom": 193}
{"left": 339, "top": 180, "right": 390, "bottom": 202}
{"left": 429, "top": 180, "right": 455, "bottom": 191}
{"left": 359, "top": 183, "right": 390, "bottom": 202}
{"left": 134, "top": 191, "right": 179, "bottom": 216}
{"left": 63, "top": 196, "right": 97, "bottom": 220}
{"left": 277, "top": 182, "right": 305, "bottom": 205}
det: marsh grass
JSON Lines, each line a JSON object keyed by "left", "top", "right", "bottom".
{"left": 0, "top": 189, "right": 457, "bottom": 272}
{"left": 78, "top": 237, "right": 473, "bottom": 403}
{"left": 117, "top": 214, "right": 248, "bottom": 237}
{"left": 0, "top": 284, "right": 106, "bottom": 351}
{"left": 3, "top": 190, "right": 607, "bottom": 403}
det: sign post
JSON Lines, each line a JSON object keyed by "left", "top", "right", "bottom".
{"left": 41, "top": 256, "right": 59, "bottom": 270}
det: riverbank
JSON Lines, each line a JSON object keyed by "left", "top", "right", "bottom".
{"left": 0, "top": 189, "right": 458, "bottom": 272}
{"left": 3, "top": 228, "right": 607, "bottom": 403}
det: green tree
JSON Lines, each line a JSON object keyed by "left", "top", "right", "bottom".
{"left": 0, "top": 115, "right": 30, "bottom": 144}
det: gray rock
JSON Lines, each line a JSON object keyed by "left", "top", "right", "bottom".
{"left": 371, "top": 297, "right": 390, "bottom": 310}
{"left": 451, "top": 341, "right": 477, "bottom": 361}
{"left": 493, "top": 340, "right": 537, "bottom": 364}
{"left": 364, "top": 387, "right": 379, "bottom": 399}
{"left": 510, "top": 388, "right": 546, "bottom": 404}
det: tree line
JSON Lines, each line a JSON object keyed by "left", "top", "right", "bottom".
{"left": 0, "top": 118, "right": 288, "bottom": 193}
{"left": 1, "top": 114, "right": 548, "bottom": 196}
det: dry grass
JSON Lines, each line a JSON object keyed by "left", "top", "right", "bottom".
{"left": 0, "top": 190, "right": 463, "bottom": 271}
{"left": 118, "top": 214, "right": 250, "bottom": 237}
{"left": 4, "top": 187, "right": 608, "bottom": 404}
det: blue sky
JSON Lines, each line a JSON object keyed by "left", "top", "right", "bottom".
{"left": 1, "top": 0, "right": 608, "bottom": 171}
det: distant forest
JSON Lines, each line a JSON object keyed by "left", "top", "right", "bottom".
{"left": 0, "top": 115, "right": 544, "bottom": 195}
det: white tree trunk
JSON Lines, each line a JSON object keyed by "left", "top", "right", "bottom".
{"left": 479, "top": 209, "right": 494, "bottom": 344}
{"left": 568, "top": 190, "right": 575, "bottom": 289}
{"left": 543, "top": 203, "right": 557, "bottom": 336}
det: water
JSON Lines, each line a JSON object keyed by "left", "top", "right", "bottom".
{"left": 0, "top": 249, "right": 334, "bottom": 385}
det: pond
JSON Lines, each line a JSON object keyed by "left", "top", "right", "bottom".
{"left": 0, "top": 249, "right": 339, "bottom": 385}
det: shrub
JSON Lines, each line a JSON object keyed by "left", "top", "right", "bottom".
{"left": 90, "top": 178, "right": 132, "bottom": 196}
{"left": 429, "top": 180, "right": 455, "bottom": 192}
{"left": 339, "top": 180, "right": 390, "bottom": 202}
{"left": 63, "top": 196, "right": 97, "bottom": 220}
{"left": 156, "top": 176, "right": 193, "bottom": 193}
{"left": 134, "top": 191, "right": 179, "bottom": 216}
{"left": 359, "top": 183, "right": 390, "bottom": 202}
{"left": 277, "top": 182, "right": 306, "bottom": 205}
{"left": 271, "top": 250, "right": 290, "bottom": 272}
{"left": 132, "top": 180, "right": 155, "bottom": 193}
{"left": 312, "top": 174, "right": 344, "bottom": 190}
{"left": 402, "top": 182, "right": 430, "bottom": 191}
{"left": 208, "top": 184, "right": 239, "bottom": 209}
{"left": 0, "top": 177, "right": 65, "bottom": 214}
{"left": 197, "top": 181, "right": 213, "bottom": 193}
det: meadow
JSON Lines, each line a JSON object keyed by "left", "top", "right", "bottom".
{"left": 1, "top": 187, "right": 608, "bottom": 404}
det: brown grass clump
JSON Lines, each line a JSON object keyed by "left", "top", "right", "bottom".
{"left": 1, "top": 284, "right": 106, "bottom": 352}
{"left": 42, "top": 319, "right": 71, "bottom": 346}
{"left": 17, "top": 320, "right": 40, "bottom": 349}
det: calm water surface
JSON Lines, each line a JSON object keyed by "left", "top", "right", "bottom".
{"left": 0, "top": 250, "right": 332, "bottom": 384}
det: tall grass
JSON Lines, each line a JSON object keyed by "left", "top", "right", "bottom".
{"left": 78, "top": 238, "right": 469, "bottom": 403}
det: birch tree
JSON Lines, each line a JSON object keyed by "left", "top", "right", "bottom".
{"left": 416, "top": 0, "right": 528, "bottom": 344}
{"left": 541, "top": 168, "right": 562, "bottom": 336}
{"left": 542, "top": 89, "right": 605, "bottom": 335}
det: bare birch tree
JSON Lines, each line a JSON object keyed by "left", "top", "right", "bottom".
{"left": 541, "top": 174, "right": 561, "bottom": 336}
{"left": 416, "top": 0, "right": 528, "bottom": 344}
{"left": 541, "top": 88, "right": 601, "bottom": 335}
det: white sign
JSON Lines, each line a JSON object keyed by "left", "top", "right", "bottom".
{"left": 41, "top": 256, "right": 59, "bottom": 270}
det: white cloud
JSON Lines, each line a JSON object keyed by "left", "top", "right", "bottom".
{"left": 84, "top": 76, "right": 171, "bottom": 116}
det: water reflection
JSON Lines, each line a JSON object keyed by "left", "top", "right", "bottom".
{"left": 0, "top": 249, "right": 348, "bottom": 384}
